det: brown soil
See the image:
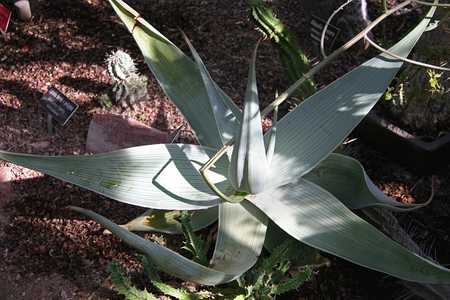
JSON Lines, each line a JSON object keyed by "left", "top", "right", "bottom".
{"left": 1, "top": 1, "right": 449, "bottom": 299}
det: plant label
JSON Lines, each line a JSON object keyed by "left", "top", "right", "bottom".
{"left": 40, "top": 87, "right": 78, "bottom": 126}
{"left": 0, "top": 3, "right": 11, "bottom": 34}
{"left": 310, "top": 15, "right": 340, "bottom": 49}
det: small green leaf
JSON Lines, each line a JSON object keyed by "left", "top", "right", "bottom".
{"left": 178, "top": 211, "right": 209, "bottom": 266}
{"left": 272, "top": 268, "right": 312, "bottom": 295}
{"left": 141, "top": 257, "right": 198, "bottom": 300}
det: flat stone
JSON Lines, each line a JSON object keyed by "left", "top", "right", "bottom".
{"left": 0, "top": 165, "right": 14, "bottom": 207}
{"left": 86, "top": 114, "right": 169, "bottom": 154}
{"left": 0, "top": 165, "right": 13, "bottom": 237}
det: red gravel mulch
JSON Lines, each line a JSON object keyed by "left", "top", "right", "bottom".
{"left": 1, "top": 1, "right": 449, "bottom": 299}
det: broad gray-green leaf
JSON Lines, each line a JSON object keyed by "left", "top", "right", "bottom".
{"left": 252, "top": 179, "right": 450, "bottom": 284}
{"left": 267, "top": 6, "right": 436, "bottom": 185}
{"left": 304, "top": 153, "right": 432, "bottom": 211}
{"left": 182, "top": 32, "right": 238, "bottom": 145}
{"left": 229, "top": 43, "right": 268, "bottom": 194}
{"left": 109, "top": 0, "right": 240, "bottom": 148}
{"left": 0, "top": 144, "right": 228, "bottom": 210}
{"left": 120, "top": 207, "right": 218, "bottom": 234}
{"left": 71, "top": 204, "right": 266, "bottom": 286}
{"left": 210, "top": 201, "right": 268, "bottom": 274}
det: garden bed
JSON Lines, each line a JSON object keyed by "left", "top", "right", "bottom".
{"left": 1, "top": 0, "right": 449, "bottom": 299}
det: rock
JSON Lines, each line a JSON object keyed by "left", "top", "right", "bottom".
{"left": 14, "top": 0, "right": 31, "bottom": 21}
{"left": 0, "top": 165, "right": 14, "bottom": 206}
{"left": 0, "top": 165, "right": 13, "bottom": 238}
{"left": 86, "top": 114, "right": 169, "bottom": 154}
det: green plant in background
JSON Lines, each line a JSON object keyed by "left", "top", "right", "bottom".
{"left": 106, "top": 49, "right": 149, "bottom": 108}
{"left": 1, "top": 0, "right": 450, "bottom": 294}
{"left": 109, "top": 262, "right": 158, "bottom": 300}
{"left": 427, "top": 69, "right": 444, "bottom": 95}
{"left": 249, "top": 0, "right": 316, "bottom": 102}
{"left": 177, "top": 211, "right": 209, "bottom": 266}
{"left": 234, "top": 240, "right": 312, "bottom": 300}
{"left": 383, "top": 86, "right": 395, "bottom": 101}
{"left": 365, "top": 1, "right": 450, "bottom": 136}
{"left": 109, "top": 213, "right": 215, "bottom": 299}
{"left": 109, "top": 233, "right": 311, "bottom": 299}
{"left": 381, "top": 62, "right": 448, "bottom": 132}
{"left": 109, "top": 256, "right": 206, "bottom": 300}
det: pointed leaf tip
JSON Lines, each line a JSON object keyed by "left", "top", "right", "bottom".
{"left": 182, "top": 31, "right": 239, "bottom": 145}
{"left": 108, "top": 0, "right": 240, "bottom": 148}
{"left": 269, "top": 6, "right": 437, "bottom": 182}
{"left": 71, "top": 204, "right": 266, "bottom": 286}
{"left": 229, "top": 42, "right": 269, "bottom": 194}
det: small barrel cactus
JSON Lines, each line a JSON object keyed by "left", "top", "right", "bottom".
{"left": 105, "top": 50, "right": 149, "bottom": 108}
{"left": 106, "top": 49, "right": 138, "bottom": 81}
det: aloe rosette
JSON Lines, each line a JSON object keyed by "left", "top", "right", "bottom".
{"left": 1, "top": 0, "right": 450, "bottom": 286}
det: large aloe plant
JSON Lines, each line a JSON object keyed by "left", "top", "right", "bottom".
{"left": 1, "top": 0, "right": 449, "bottom": 287}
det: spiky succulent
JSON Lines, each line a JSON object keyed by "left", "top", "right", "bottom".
{"left": 107, "top": 49, "right": 138, "bottom": 81}
{"left": 1, "top": 0, "right": 450, "bottom": 292}
{"left": 249, "top": 0, "right": 316, "bottom": 101}
{"left": 106, "top": 49, "right": 148, "bottom": 107}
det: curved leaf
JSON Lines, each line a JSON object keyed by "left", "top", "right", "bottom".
{"left": 267, "top": 6, "right": 436, "bottom": 185}
{"left": 0, "top": 144, "right": 228, "bottom": 210}
{"left": 251, "top": 179, "right": 450, "bottom": 284}
{"left": 71, "top": 203, "right": 266, "bottom": 286}
{"left": 109, "top": 0, "right": 240, "bottom": 148}
{"left": 304, "top": 153, "right": 432, "bottom": 211}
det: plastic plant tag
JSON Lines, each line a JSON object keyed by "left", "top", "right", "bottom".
{"left": 40, "top": 86, "right": 79, "bottom": 126}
